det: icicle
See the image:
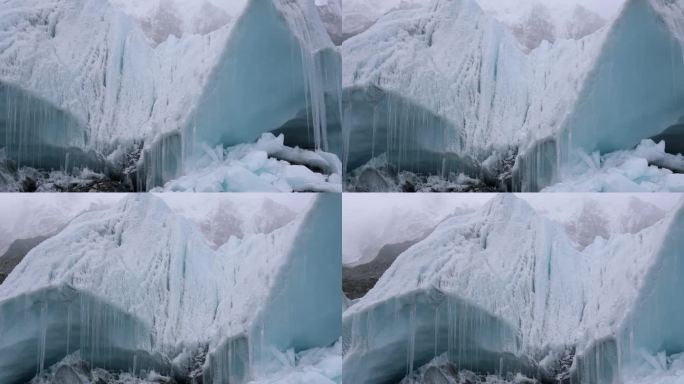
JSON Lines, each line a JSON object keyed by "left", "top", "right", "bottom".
{"left": 37, "top": 301, "right": 48, "bottom": 376}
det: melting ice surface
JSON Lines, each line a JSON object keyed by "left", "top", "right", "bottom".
{"left": 0, "top": 194, "right": 342, "bottom": 383}
{"left": 154, "top": 133, "right": 342, "bottom": 192}
{"left": 0, "top": 0, "right": 342, "bottom": 191}
{"left": 343, "top": 194, "right": 684, "bottom": 384}
{"left": 543, "top": 140, "right": 684, "bottom": 192}
{"left": 341, "top": 0, "right": 684, "bottom": 192}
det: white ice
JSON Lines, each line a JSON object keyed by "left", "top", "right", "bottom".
{"left": 153, "top": 133, "right": 342, "bottom": 192}
{"left": 543, "top": 140, "right": 684, "bottom": 192}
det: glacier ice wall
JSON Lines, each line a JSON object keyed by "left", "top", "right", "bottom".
{"left": 0, "top": 194, "right": 342, "bottom": 384}
{"left": 257, "top": 193, "right": 341, "bottom": 351}
{"left": 341, "top": 0, "right": 529, "bottom": 181}
{"left": 570, "top": 200, "right": 684, "bottom": 384}
{"left": 206, "top": 194, "right": 341, "bottom": 383}
{"left": 343, "top": 195, "right": 582, "bottom": 383}
{"left": 342, "top": 0, "right": 684, "bottom": 191}
{"left": 185, "top": 0, "right": 340, "bottom": 152}
{"left": 343, "top": 290, "right": 537, "bottom": 384}
{"left": 562, "top": 0, "right": 684, "bottom": 156}
{"left": 0, "top": 0, "right": 342, "bottom": 190}
{"left": 0, "top": 84, "right": 85, "bottom": 169}
{"left": 515, "top": 0, "right": 684, "bottom": 191}
{"left": 343, "top": 195, "right": 684, "bottom": 383}
{"left": 137, "top": 0, "right": 342, "bottom": 189}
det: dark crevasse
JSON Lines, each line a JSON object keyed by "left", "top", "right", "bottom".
{"left": 341, "top": 86, "right": 487, "bottom": 183}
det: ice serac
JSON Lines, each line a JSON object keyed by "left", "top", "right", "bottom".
{"left": 0, "top": 0, "right": 342, "bottom": 190}
{"left": 343, "top": 195, "right": 684, "bottom": 384}
{"left": 516, "top": 0, "right": 684, "bottom": 191}
{"left": 0, "top": 194, "right": 341, "bottom": 383}
{"left": 205, "top": 193, "right": 341, "bottom": 383}
{"left": 341, "top": 0, "right": 536, "bottom": 184}
{"left": 183, "top": 0, "right": 340, "bottom": 151}
{"left": 343, "top": 0, "right": 684, "bottom": 191}
{"left": 139, "top": 0, "right": 343, "bottom": 190}
{"left": 0, "top": 195, "right": 208, "bottom": 383}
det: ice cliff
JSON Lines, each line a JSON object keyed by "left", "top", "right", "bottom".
{"left": 342, "top": 0, "right": 684, "bottom": 191}
{"left": 343, "top": 194, "right": 684, "bottom": 383}
{"left": 0, "top": 193, "right": 341, "bottom": 383}
{"left": 0, "top": 0, "right": 341, "bottom": 190}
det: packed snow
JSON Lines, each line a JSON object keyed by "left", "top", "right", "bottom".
{"left": 343, "top": 194, "right": 684, "bottom": 383}
{"left": 0, "top": 194, "right": 341, "bottom": 383}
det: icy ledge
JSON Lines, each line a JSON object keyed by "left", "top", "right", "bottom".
{"left": 153, "top": 133, "right": 342, "bottom": 193}
{"left": 0, "top": 194, "right": 341, "bottom": 383}
{"left": 343, "top": 195, "right": 684, "bottom": 384}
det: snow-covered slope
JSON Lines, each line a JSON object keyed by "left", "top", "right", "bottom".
{"left": 166, "top": 195, "right": 299, "bottom": 250}
{"left": 536, "top": 195, "right": 668, "bottom": 249}
{"left": 343, "top": 194, "right": 684, "bottom": 384}
{"left": 0, "top": 0, "right": 341, "bottom": 190}
{"left": 0, "top": 195, "right": 119, "bottom": 255}
{"left": 476, "top": 0, "right": 608, "bottom": 50}
{"left": 316, "top": 0, "right": 342, "bottom": 44}
{"left": 342, "top": 0, "right": 684, "bottom": 191}
{"left": 0, "top": 194, "right": 341, "bottom": 383}
{"left": 343, "top": 194, "right": 474, "bottom": 265}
